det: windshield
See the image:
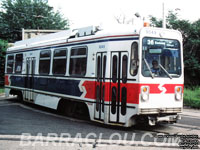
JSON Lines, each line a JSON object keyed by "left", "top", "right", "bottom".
{"left": 142, "top": 37, "right": 181, "bottom": 78}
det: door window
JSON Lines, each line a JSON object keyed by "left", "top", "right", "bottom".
{"left": 122, "top": 55, "right": 128, "bottom": 83}
{"left": 112, "top": 55, "right": 117, "bottom": 83}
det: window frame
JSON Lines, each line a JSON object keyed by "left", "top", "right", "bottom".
{"left": 15, "top": 53, "right": 23, "bottom": 74}
{"left": 130, "top": 42, "right": 139, "bottom": 76}
{"left": 141, "top": 37, "right": 182, "bottom": 78}
{"left": 52, "top": 48, "right": 67, "bottom": 75}
{"left": 69, "top": 46, "right": 88, "bottom": 76}
{"left": 97, "top": 55, "right": 101, "bottom": 81}
{"left": 103, "top": 55, "right": 107, "bottom": 82}
{"left": 122, "top": 55, "right": 128, "bottom": 83}
{"left": 39, "top": 50, "right": 51, "bottom": 75}
{"left": 6, "top": 54, "right": 15, "bottom": 74}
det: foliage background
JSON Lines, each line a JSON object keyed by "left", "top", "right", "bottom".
{"left": 0, "top": 40, "right": 8, "bottom": 86}
{"left": 0, "top": 0, "right": 69, "bottom": 43}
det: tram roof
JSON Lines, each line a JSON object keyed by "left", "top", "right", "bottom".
{"left": 7, "top": 24, "right": 141, "bottom": 52}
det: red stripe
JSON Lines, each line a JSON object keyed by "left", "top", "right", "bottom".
{"left": 82, "top": 81, "right": 184, "bottom": 104}
{"left": 139, "top": 83, "right": 184, "bottom": 94}
{"left": 82, "top": 81, "right": 96, "bottom": 99}
{"left": 5, "top": 75, "right": 9, "bottom": 86}
{"left": 123, "top": 83, "right": 140, "bottom": 104}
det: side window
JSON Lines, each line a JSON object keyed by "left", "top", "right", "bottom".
{"left": 7, "top": 55, "right": 14, "bottom": 73}
{"left": 15, "top": 54, "right": 23, "bottom": 74}
{"left": 69, "top": 47, "right": 87, "bottom": 76}
{"left": 130, "top": 42, "right": 138, "bottom": 76}
{"left": 53, "top": 49, "right": 67, "bottom": 75}
{"left": 39, "top": 50, "right": 51, "bottom": 74}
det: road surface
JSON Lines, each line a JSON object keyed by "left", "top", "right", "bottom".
{"left": 0, "top": 96, "right": 199, "bottom": 150}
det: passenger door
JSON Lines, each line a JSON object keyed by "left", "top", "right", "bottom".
{"left": 109, "top": 51, "right": 128, "bottom": 123}
{"left": 24, "top": 57, "right": 36, "bottom": 101}
{"left": 94, "top": 52, "right": 107, "bottom": 121}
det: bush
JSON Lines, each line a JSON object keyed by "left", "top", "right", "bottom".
{"left": 184, "top": 88, "right": 200, "bottom": 108}
{"left": 0, "top": 39, "right": 8, "bottom": 86}
{"left": 0, "top": 88, "right": 5, "bottom": 94}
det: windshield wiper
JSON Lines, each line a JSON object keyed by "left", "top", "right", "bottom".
{"left": 159, "top": 64, "right": 172, "bottom": 79}
{"left": 144, "top": 58, "right": 154, "bottom": 78}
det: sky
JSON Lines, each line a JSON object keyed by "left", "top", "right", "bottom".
{"left": 48, "top": 0, "right": 200, "bottom": 28}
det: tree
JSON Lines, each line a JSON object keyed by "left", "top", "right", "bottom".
{"left": 0, "top": 0, "right": 69, "bottom": 43}
{"left": 0, "top": 39, "right": 8, "bottom": 86}
{"left": 150, "top": 11, "right": 200, "bottom": 87}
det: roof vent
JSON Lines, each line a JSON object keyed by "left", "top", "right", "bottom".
{"left": 75, "top": 26, "right": 100, "bottom": 37}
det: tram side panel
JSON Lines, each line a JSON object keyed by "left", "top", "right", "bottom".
{"left": 5, "top": 39, "right": 141, "bottom": 127}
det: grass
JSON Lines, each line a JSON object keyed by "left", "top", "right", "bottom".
{"left": 0, "top": 87, "right": 4, "bottom": 94}
{"left": 184, "top": 87, "right": 200, "bottom": 109}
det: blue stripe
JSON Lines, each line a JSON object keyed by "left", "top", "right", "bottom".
{"left": 10, "top": 76, "right": 83, "bottom": 97}
{"left": 7, "top": 37, "right": 139, "bottom": 54}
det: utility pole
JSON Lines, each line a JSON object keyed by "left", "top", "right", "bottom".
{"left": 162, "top": 2, "right": 166, "bottom": 28}
{"left": 22, "top": 28, "right": 25, "bottom": 40}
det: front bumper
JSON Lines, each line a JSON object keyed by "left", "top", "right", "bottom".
{"left": 139, "top": 107, "right": 182, "bottom": 114}
{"left": 148, "top": 114, "right": 181, "bottom": 126}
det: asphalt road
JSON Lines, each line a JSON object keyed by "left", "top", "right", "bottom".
{"left": 0, "top": 97, "right": 199, "bottom": 150}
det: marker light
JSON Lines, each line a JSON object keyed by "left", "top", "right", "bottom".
{"left": 176, "top": 87, "right": 181, "bottom": 93}
{"left": 144, "top": 22, "right": 150, "bottom": 27}
{"left": 143, "top": 87, "right": 148, "bottom": 92}
{"left": 175, "top": 86, "right": 183, "bottom": 101}
{"left": 141, "top": 86, "right": 149, "bottom": 101}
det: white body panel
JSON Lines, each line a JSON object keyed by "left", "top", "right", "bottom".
{"left": 35, "top": 94, "right": 60, "bottom": 109}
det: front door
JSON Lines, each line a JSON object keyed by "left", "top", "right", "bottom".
{"left": 109, "top": 51, "right": 128, "bottom": 123}
{"left": 24, "top": 57, "right": 35, "bottom": 101}
{"left": 94, "top": 52, "right": 107, "bottom": 121}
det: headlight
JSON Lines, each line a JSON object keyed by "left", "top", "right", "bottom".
{"left": 141, "top": 86, "right": 149, "bottom": 101}
{"left": 175, "top": 86, "right": 183, "bottom": 101}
